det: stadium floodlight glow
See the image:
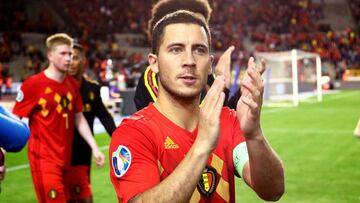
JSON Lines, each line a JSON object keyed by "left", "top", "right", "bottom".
{"left": 255, "top": 49, "right": 322, "bottom": 107}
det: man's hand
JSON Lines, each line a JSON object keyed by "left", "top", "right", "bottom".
{"left": 197, "top": 76, "right": 226, "bottom": 153}
{"left": 236, "top": 57, "right": 265, "bottom": 138}
{"left": 214, "top": 46, "right": 235, "bottom": 89}
{"left": 93, "top": 147, "right": 105, "bottom": 167}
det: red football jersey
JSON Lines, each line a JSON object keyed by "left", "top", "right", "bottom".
{"left": 13, "top": 71, "right": 82, "bottom": 167}
{"left": 110, "top": 103, "right": 245, "bottom": 203}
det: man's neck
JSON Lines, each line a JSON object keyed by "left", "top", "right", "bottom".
{"left": 44, "top": 65, "right": 66, "bottom": 82}
{"left": 154, "top": 90, "right": 200, "bottom": 132}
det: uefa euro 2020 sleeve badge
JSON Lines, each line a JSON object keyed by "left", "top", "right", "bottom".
{"left": 112, "top": 145, "right": 132, "bottom": 178}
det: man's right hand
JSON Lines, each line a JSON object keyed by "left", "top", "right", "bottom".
{"left": 93, "top": 147, "right": 105, "bottom": 167}
{"left": 197, "top": 76, "right": 226, "bottom": 153}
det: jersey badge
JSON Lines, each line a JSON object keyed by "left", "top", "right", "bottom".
{"left": 112, "top": 145, "right": 131, "bottom": 178}
{"left": 48, "top": 188, "right": 58, "bottom": 200}
{"left": 89, "top": 91, "right": 95, "bottom": 101}
{"left": 16, "top": 90, "right": 24, "bottom": 102}
{"left": 164, "top": 136, "right": 179, "bottom": 149}
{"left": 197, "top": 165, "right": 218, "bottom": 198}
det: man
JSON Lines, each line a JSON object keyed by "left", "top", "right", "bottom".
{"left": 13, "top": 33, "right": 104, "bottom": 203}
{"left": 109, "top": 1, "right": 284, "bottom": 203}
{"left": 134, "top": 0, "right": 237, "bottom": 111}
{"left": 134, "top": 0, "right": 264, "bottom": 111}
{"left": 65, "top": 42, "right": 116, "bottom": 203}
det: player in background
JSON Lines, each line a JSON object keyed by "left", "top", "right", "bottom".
{"left": 12, "top": 33, "right": 104, "bottom": 203}
{"left": 65, "top": 42, "right": 116, "bottom": 203}
{"left": 109, "top": 0, "right": 284, "bottom": 202}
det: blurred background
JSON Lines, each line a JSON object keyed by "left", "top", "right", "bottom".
{"left": 0, "top": 0, "right": 359, "bottom": 202}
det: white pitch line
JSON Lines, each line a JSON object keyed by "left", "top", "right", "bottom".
{"left": 7, "top": 145, "right": 110, "bottom": 173}
{"left": 6, "top": 91, "right": 357, "bottom": 172}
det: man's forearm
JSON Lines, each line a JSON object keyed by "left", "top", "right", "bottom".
{"left": 130, "top": 140, "right": 211, "bottom": 203}
{"left": 75, "top": 113, "right": 98, "bottom": 151}
{"left": 246, "top": 130, "right": 284, "bottom": 201}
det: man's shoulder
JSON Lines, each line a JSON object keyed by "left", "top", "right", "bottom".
{"left": 22, "top": 72, "right": 44, "bottom": 84}
{"left": 83, "top": 75, "right": 99, "bottom": 86}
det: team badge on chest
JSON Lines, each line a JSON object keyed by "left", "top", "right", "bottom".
{"left": 197, "top": 165, "right": 218, "bottom": 198}
{"left": 112, "top": 145, "right": 131, "bottom": 178}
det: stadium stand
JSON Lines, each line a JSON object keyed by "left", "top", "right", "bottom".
{"left": 0, "top": 0, "right": 359, "bottom": 96}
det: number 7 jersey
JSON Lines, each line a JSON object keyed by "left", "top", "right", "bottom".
{"left": 13, "top": 71, "right": 83, "bottom": 167}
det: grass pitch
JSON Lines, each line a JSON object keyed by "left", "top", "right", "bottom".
{"left": 1, "top": 90, "right": 359, "bottom": 202}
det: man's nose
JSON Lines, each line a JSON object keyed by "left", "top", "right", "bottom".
{"left": 182, "top": 49, "right": 196, "bottom": 68}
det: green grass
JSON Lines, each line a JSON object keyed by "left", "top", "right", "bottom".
{"left": 1, "top": 90, "right": 359, "bottom": 202}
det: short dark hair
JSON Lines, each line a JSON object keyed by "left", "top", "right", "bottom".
{"left": 151, "top": 10, "right": 211, "bottom": 54}
{"left": 148, "top": 0, "right": 212, "bottom": 39}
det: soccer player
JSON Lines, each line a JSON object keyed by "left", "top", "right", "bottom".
{"left": 134, "top": 0, "right": 265, "bottom": 111}
{"left": 65, "top": 42, "right": 116, "bottom": 203}
{"left": 12, "top": 33, "right": 104, "bottom": 203}
{"left": 109, "top": 1, "right": 284, "bottom": 202}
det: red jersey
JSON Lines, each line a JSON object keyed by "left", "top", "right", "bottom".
{"left": 110, "top": 103, "right": 246, "bottom": 203}
{"left": 13, "top": 71, "right": 82, "bottom": 167}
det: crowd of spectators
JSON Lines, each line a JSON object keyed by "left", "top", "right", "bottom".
{"left": 1, "top": 0, "right": 359, "bottom": 84}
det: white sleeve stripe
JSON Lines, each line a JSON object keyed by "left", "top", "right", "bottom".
{"left": 233, "top": 142, "right": 249, "bottom": 178}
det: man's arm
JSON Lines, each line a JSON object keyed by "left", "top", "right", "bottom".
{"left": 130, "top": 76, "right": 226, "bottom": 203}
{"left": 237, "top": 58, "right": 284, "bottom": 201}
{"left": 75, "top": 112, "right": 105, "bottom": 167}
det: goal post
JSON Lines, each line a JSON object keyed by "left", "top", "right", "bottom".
{"left": 255, "top": 49, "right": 322, "bottom": 107}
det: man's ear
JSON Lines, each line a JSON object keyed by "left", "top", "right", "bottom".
{"left": 148, "top": 53, "right": 159, "bottom": 73}
{"left": 209, "top": 55, "right": 214, "bottom": 75}
{"left": 47, "top": 51, "right": 53, "bottom": 63}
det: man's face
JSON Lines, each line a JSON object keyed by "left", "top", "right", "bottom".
{"left": 150, "top": 23, "right": 212, "bottom": 99}
{"left": 69, "top": 48, "right": 83, "bottom": 77}
{"left": 48, "top": 44, "right": 72, "bottom": 73}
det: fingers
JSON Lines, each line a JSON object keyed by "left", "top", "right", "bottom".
{"left": 218, "top": 46, "right": 235, "bottom": 70}
{"left": 259, "top": 58, "right": 266, "bottom": 75}
{"left": 202, "top": 76, "right": 226, "bottom": 111}
{"left": 215, "top": 46, "right": 235, "bottom": 88}
{"left": 94, "top": 151, "right": 105, "bottom": 167}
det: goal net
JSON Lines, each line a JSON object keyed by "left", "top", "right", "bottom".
{"left": 255, "top": 49, "right": 322, "bottom": 107}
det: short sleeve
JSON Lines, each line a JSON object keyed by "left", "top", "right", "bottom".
{"left": 109, "top": 123, "right": 160, "bottom": 202}
{"left": 12, "top": 80, "right": 37, "bottom": 118}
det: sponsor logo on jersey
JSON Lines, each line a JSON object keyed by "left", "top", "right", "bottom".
{"left": 197, "top": 165, "right": 218, "bottom": 198}
{"left": 16, "top": 90, "right": 24, "bottom": 102}
{"left": 48, "top": 189, "right": 57, "bottom": 199}
{"left": 164, "top": 136, "right": 179, "bottom": 149}
{"left": 112, "top": 145, "right": 131, "bottom": 178}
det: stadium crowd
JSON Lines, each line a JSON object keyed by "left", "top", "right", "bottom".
{"left": 1, "top": 0, "right": 359, "bottom": 85}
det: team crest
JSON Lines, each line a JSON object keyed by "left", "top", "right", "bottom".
{"left": 89, "top": 91, "right": 95, "bottom": 101}
{"left": 48, "top": 188, "right": 57, "bottom": 199}
{"left": 197, "top": 165, "right": 218, "bottom": 198}
{"left": 60, "top": 96, "right": 70, "bottom": 108}
{"left": 16, "top": 90, "right": 24, "bottom": 102}
{"left": 73, "top": 185, "right": 82, "bottom": 194}
{"left": 112, "top": 145, "right": 131, "bottom": 178}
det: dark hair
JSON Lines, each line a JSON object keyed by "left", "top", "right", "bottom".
{"left": 148, "top": 0, "right": 212, "bottom": 39}
{"left": 151, "top": 10, "right": 211, "bottom": 54}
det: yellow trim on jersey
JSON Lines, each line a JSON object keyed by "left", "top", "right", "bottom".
{"left": 144, "top": 66, "right": 158, "bottom": 102}
{"left": 152, "top": 70, "right": 158, "bottom": 89}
